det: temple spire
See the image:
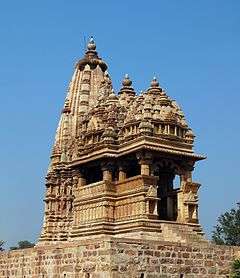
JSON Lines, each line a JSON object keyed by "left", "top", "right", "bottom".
{"left": 119, "top": 73, "right": 136, "bottom": 97}
{"left": 147, "top": 76, "right": 164, "bottom": 94}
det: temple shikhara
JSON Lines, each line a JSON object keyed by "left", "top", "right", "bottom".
{"left": 39, "top": 37, "right": 206, "bottom": 244}
{"left": 1, "top": 38, "right": 238, "bottom": 278}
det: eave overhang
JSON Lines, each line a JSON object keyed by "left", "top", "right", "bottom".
{"left": 69, "top": 136, "right": 206, "bottom": 167}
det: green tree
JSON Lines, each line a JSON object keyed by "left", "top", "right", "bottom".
{"left": 10, "top": 240, "right": 35, "bottom": 250}
{"left": 0, "top": 240, "right": 4, "bottom": 251}
{"left": 212, "top": 203, "right": 240, "bottom": 246}
{"left": 231, "top": 259, "right": 240, "bottom": 278}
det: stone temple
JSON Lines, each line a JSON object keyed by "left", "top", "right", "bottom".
{"left": 1, "top": 38, "right": 239, "bottom": 277}
{"left": 39, "top": 37, "right": 205, "bottom": 244}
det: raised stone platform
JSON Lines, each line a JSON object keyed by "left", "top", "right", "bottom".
{"left": 0, "top": 237, "right": 239, "bottom": 277}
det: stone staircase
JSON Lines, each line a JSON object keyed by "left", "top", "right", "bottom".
{"left": 160, "top": 222, "right": 209, "bottom": 244}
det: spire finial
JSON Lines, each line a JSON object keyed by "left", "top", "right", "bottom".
{"left": 151, "top": 76, "right": 159, "bottom": 87}
{"left": 122, "top": 73, "right": 132, "bottom": 87}
{"left": 119, "top": 74, "right": 135, "bottom": 97}
{"left": 87, "top": 36, "right": 96, "bottom": 51}
{"left": 147, "top": 76, "right": 164, "bottom": 94}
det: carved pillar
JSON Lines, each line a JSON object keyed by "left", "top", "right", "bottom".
{"left": 137, "top": 152, "right": 152, "bottom": 176}
{"left": 119, "top": 169, "right": 126, "bottom": 181}
{"left": 182, "top": 181, "right": 200, "bottom": 223}
{"left": 183, "top": 171, "right": 192, "bottom": 183}
{"left": 177, "top": 164, "right": 200, "bottom": 224}
{"left": 174, "top": 126, "right": 177, "bottom": 136}
{"left": 164, "top": 124, "right": 168, "bottom": 134}
{"left": 79, "top": 170, "right": 86, "bottom": 186}
{"left": 101, "top": 162, "right": 113, "bottom": 182}
{"left": 141, "top": 164, "right": 150, "bottom": 175}
{"left": 72, "top": 168, "right": 86, "bottom": 190}
{"left": 177, "top": 162, "right": 195, "bottom": 223}
{"left": 144, "top": 178, "right": 159, "bottom": 219}
{"left": 118, "top": 162, "right": 127, "bottom": 181}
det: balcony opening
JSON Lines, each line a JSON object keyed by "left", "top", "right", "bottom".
{"left": 154, "top": 164, "right": 178, "bottom": 221}
{"left": 173, "top": 175, "right": 181, "bottom": 189}
{"left": 85, "top": 164, "right": 103, "bottom": 185}
{"left": 126, "top": 158, "right": 141, "bottom": 178}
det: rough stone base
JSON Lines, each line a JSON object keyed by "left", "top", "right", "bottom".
{"left": 0, "top": 237, "right": 239, "bottom": 277}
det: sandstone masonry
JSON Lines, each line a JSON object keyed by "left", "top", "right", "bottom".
{"left": 0, "top": 237, "right": 239, "bottom": 278}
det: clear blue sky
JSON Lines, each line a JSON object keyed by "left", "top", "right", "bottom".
{"left": 0, "top": 1, "right": 239, "bottom": 248}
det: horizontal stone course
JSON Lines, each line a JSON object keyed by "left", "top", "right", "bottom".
{"left": 0, "top": 237, "right": 239, "bottom": 277}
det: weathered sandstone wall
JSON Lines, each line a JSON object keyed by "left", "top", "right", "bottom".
{"left": 0, "top": 237, "right": 239, "bottom": 278}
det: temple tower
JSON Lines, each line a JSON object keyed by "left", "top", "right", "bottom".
{"left": 39, "top": 38, "right": 206, "bottom": 244}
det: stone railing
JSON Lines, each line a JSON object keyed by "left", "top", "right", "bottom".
{"left": 75, "top": 180, "right": 115, "bottom": 199}
{"left": 115, "top": 175, "right": 158, "bottom": 194}
{"left": 75, "top": 175, "right": 158, "bottom": 199}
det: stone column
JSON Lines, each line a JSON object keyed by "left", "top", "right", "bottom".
{"left": 183, "top": 171, "right": 192, "bottom": 183}
{"left": 118, "top": 162, "right": 127, "bottom": 181}
{"left": 177, "top": 163, "right": 194, "bottom": 223}
{"left": 174, "top": 126, "right": 178, "bottom": 136}
{"left": 141, "top": 163, "right": 150, "bottom": 175}
{"left": 72, "top": 169, "right": 86, "bottom": 199}
{"left": 101, "top": 162, "right": 113, "bottom": 182}
{"left": 78, "top": 170, "right": 86, "bottom": 186}
{"left": 177, "top": 163, "right": 200, "bottom": 223}
{"left": 137, "top": 152, "right": 152, "bottom": 176}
